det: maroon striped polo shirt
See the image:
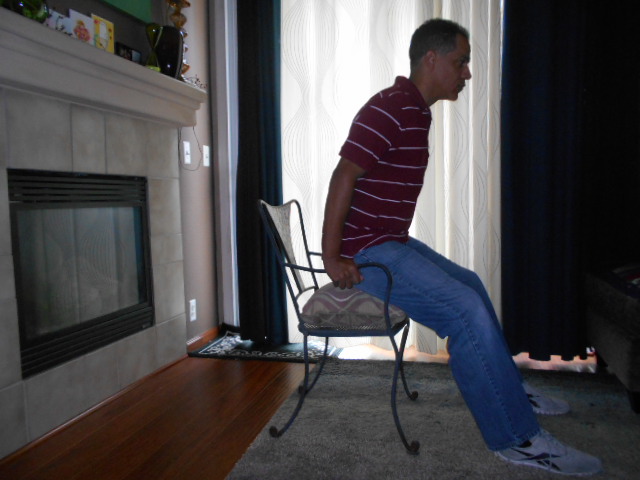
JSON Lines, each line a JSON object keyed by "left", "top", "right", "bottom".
{"left": 338, "top": 76, "right": 432, "bottom": 258}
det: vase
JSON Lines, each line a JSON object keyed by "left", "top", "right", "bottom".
{"left": 4, "top": 0, "right": 49, "bottom": 23}
{"left": 145, "top": 23, "right": 184, "bottom": 79}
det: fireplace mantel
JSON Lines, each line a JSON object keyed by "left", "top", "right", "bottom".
{"left": 0, "top": 9, "right": 207, "bottom": 127}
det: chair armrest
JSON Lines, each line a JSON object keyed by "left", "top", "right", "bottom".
{"left": 356, "top": 262, "right": 393, "bottom": 298}
{"left": 283, "top": 262, "right": 326, "bottom": 274}
{"left": 286, "top": 261, "right": 395, "bottom": 301}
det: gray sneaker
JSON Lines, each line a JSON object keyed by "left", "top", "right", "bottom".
{"left": 496, "top": 430, "right": 602, "bottom": 476}
{"left": 524, "top": 382, "right": 571, "bottom": 415}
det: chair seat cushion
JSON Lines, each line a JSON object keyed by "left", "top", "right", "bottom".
{"left": 301, "top": 283, "right": 407, "bottom": 332}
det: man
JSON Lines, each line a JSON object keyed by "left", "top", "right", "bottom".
{"left": 321, "top": 18, "right": 602, "bottom": 476}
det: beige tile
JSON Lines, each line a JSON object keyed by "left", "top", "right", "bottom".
{"left": 0, "top": 382, "right": 28, "bottom": 459}
{"left": 0, "top": 254, "right": 15, "bottom": 303}
{"left": 155, "top": 313, "right": 187, "bottom": 367}
{"left": 148, "top": 177, "right": 182, "bottom": 237}
{"left": 5, "top": 91, "right": 72, "bottom": 171}
{"left": 0, "top": 298, "right": 21, "bottom": 388}
{"left": 105, "top": 114, "right": 148, "bottom": 177}
{"left": 83, "top": 344, "right": 120, "bottom": 407}
{"left": 23, "top": 344, "right": 119, "bottom": 442}
{"left": 0, "top": 89, "right": 6, "bottom": 169}
{"left": 72, "top": 106, "right": 106, "bottom": 174}
{"left": 146, "top": 123, "right": 179, "bottom": 179}
{"left": 151, "top": 233, "right": 183, "bottom": 265}
{"left": 116, "top": 327, "right": 158, "bottom": 389}
{"left": 152, "top": 261, "right": 186, "bottom": 324}
{"left": 25, "top": 357, "right": 87, "bottom": 440}
{"left": 0, "top": 168, "right": 10, "bottom": 255}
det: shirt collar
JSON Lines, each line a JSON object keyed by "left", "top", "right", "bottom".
{"left": 394, "top": 76, "right": 429, "bottom": 111}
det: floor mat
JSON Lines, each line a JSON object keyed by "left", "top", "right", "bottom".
{"left": 188, "top": 332, "right": 340, "bottom": 363}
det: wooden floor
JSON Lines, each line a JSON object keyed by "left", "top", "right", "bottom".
{"left": 0, "top": 356, "right": 306, "bottom": 480}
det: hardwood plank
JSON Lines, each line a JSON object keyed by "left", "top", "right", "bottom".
{"left": 5, "top": 360, "right": 226, "bottom": 477}
{"left": 73, "top": 361, "right": 302, "bottom": 480}
{"left": 124, "top": 362, "right": 307, "bottom": 480}
{"left": 0, "top": 358, "right": 307, "bottom": 480}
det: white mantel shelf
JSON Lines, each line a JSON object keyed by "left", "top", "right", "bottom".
{"left": 0, "top": 9, "right": 207, "bottom": 127}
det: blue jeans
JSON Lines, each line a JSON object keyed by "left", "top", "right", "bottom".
{"left": 354, "top": 237, "right": 540, "bottom": 450}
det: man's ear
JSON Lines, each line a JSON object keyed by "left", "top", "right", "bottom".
{"left": 422, "top": 50, "right": 437, "bottom": 70}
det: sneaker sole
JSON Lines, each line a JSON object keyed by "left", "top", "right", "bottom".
{"left": 495, "top": 451, "right": 602, "bottom": 476}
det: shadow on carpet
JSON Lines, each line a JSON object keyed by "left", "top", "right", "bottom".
{"left": 228, "top": 359, "right": 639, "bottom": 479}
{"left": 188, "top": 332, "right": 341, "bottom": 363}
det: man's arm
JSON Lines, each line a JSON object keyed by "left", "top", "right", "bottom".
{"left": 322, "top": 157, "right": 366, "bottom": 289}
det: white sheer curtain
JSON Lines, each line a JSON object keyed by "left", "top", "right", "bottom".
{"left": 281, "top": 0, "right": 502, "bottom": 353}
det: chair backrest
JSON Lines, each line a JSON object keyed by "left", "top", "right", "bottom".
{"left": 258, "top": 199, "right": 320, "bottom": 314}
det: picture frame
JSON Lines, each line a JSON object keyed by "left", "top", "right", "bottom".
{"left": 115, "top": 42, "right": 141, "bottom": 64}
{"left": 45, "top": 10, "right": 74, "bottom": 36}
{"left": 92, "top": 14, "right": 115, "bottom": 53}
{"left": 69, "top": 9, "right": 94, "bottom": 45}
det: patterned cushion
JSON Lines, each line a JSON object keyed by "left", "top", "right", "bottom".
{"left": 301, "top": 283, "right": 407, "bottom": 332}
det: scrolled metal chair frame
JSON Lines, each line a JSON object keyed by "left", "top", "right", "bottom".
{"left": 258, "top": 199, "right": 420, "bottom": 454}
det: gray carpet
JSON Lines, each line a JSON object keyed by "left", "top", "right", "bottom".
{"left": 228, "top": 359, "right": 640, "bottom": 479}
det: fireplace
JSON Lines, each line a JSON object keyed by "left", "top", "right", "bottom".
{"left": 1, "top": 7, "right": 208, "bottom": 458}
{"left": 8, "top": 169, "right": 154, "bottom": 378}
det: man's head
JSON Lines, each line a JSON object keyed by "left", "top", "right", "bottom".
{"left": 409, "top": 18, "right": 469, "bottom": 71}
{"left": 409, "top": 18, "right": 471, "bottom": 105}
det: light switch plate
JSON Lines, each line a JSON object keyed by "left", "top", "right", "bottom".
{"left": 203, "top": 145, "right": 210, "bottom": 167}
{"left": 183, "top": 140, "right": 191, "bottom": 164}
{"left": 189, "top": 299, "right": 197, "bottom": 322}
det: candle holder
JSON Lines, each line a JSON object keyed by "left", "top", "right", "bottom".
{"left": 166, "top": 0, "right": 191, "bottom": 76}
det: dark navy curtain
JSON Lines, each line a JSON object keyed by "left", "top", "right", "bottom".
{"left": 501, "top": 0, "right": 640, "bottom": 360}
{"left": 235, "top": 0, "right": 287, "bottom": 344}
{"left": 501, "top": 0, "right": 589, "bottom": 360}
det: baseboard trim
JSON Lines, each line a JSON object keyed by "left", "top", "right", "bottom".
{"left": 187, "top": 326, "right": 220, "bottom": 352}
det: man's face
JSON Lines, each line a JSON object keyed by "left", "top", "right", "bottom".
{"left": 432, "top": 34, "right": 472, "bottom": 102}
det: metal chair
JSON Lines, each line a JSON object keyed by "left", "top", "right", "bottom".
{"left": 258, "top": 199, "right": 420, "bottom": 454}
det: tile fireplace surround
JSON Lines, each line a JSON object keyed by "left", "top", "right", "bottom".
{"left": 0, "top": 10, "right": 206, "bottom": 458}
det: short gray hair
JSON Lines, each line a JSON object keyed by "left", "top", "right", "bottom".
{"left": 409, "top": 18, "right": 469, "bottom": 70}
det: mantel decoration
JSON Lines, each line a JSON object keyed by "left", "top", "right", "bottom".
{"left": 2, "top": 0, "right": 49, "bottom": 22}
{"left": 145, "top": 23, "right": 184, "bottom": 79}
{"left": 0, "top": 6, "right": 207, "bottom": 126}
{"left": 166, "top": 0, "right": 190, "bottom": 76}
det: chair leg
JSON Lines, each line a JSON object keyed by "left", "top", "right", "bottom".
{"left": 303, "top": 337, "right": 329, "bottom": 394}
{"left": 390, "top": 325, "right": 420, "bottom": 455}
{"left": 269, "top": 335, "right": 313, "bottom": 438}
{"left": 398, "top": 327, "right": 419, "bottom": 401}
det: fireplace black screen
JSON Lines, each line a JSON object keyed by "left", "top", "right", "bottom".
{"left": 8, "top": 169, "right": 154, "bottom": 378}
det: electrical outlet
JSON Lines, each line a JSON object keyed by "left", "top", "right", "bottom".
{"left": 189, "top": 299, "right": 197, "bottom": 322}
{"left": 203, "top": 144, "right": 210, "bottom": 167}
{"left": 183, "top": 140, "right": 191, "bottom": 164}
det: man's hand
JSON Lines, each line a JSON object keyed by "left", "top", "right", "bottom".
{"left": 323, "top": 256, "right": 364, "bottom": 289}
{"left": 321, "top": 157, "right": 366, "bottom": 289}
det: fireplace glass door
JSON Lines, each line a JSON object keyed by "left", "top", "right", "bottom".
{"left": 9, "top": 170, "right": 154, "bottom": 377}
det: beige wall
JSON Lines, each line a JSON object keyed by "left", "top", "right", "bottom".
{"left": 178, "top": 1, "right": 219, "bottom": 341}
